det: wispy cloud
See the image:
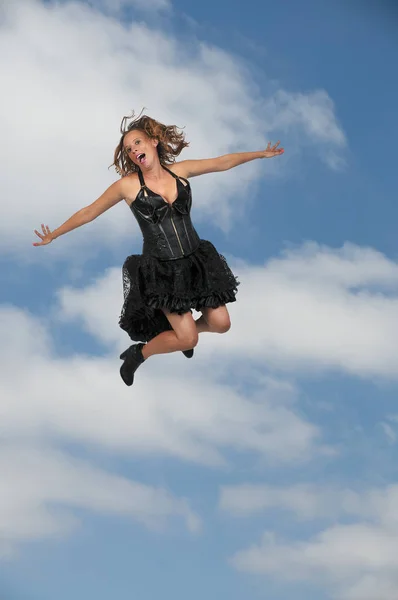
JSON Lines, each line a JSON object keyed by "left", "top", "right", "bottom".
{"left": 57, "top": 241, "right": 398, "bottom": 380}
{"left": 0, "top": 304, "right": 323, "bottom": 469}
{"left": 0, "top": 294, "right": 325, "bottom": 555}
{"left": 225, "top": 242, "right": 398, "bottom": 379}
{"left": 219, "top": 483, "right": 358, "bottom": 519}
{"left": 0, "top": 444, "right": 200, "bottom": 557}
{"left": 0, "top": 0, "right": 347, "bottom": 256}
{"left": 86, "top": 0, "right": 172, "bottom": 15}
{"left": 264, "top": 90, "right": 347, "bottom": 170}
{"left": 228, "top": 482, "right": 398, "bottom": 599}
{"left": 0, "top": 0, "right": 363, "bottom": 581}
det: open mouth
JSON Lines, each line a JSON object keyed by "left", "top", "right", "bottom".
{"left": 137, "top": 153, "right": 146, "bottom": 164}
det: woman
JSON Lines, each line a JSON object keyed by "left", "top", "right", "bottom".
{"left": 33, "top": 113, "right": 284, "bottom": 386}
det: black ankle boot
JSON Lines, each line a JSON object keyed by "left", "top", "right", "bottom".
{"left": 119, "top": 343, "right": 146, "bottom": 386}
{"left": 182, "top": 349, "right": 194, "bottom": 359}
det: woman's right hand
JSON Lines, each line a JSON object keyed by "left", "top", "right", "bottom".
{"left": 33, "top": 224, "right": 54, "bottom": 246}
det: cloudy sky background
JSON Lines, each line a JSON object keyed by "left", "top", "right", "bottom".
{"left": 1, "top": 0, "right": 398, "bottom": 599}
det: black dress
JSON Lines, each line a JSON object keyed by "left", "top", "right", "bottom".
{"left": 119, "top": 166, "right": 239, "bottom": 343}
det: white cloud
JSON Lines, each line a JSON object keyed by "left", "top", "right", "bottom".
{"left": 0, "top": 296, "right": 325, "bottom": 553}
{"left": 219, "top": 483, "right": 359, "bottom": 519}
{"left": 226, "top": 483, "right": 398, "bottom": 600}
{"left": 57, "top": 241, "right": 398, "bottom": 380}
{"left": 0, "top": 304, "right": 322, "bottom": 467}
{"left": 0, "top": 443, "right": 200, "bottom": 556}
{"left": 340, "top": 576, "right": 398, "bottom": 600}
{"left": 232, "top": 525, "right": 398, "bottom": 600}
{"left": 226, "top": 242, "right": 398, "bottom": 379}
{"left": 56, "top": 266, "right": 123, "bottom": 347}
{"left": 380, "top": 421, "right": 397, "bottom": 444}
{"left": 0, "top": 0, "right": 346, "bottom": 257}
{"left": 264, "top": 90, "right": 347, "bottom": 170}
{"left": 233, "top": 524, "right": 398, "bottom": 574}
{"left": 86, "top": 0, "right": 171, "bottom": 15}
{"left": 219, "top": 482, "right": 398, "bottom": 525}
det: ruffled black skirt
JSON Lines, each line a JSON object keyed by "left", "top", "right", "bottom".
{"left": 119, "top": 239, "right": 239, "bottom": 342}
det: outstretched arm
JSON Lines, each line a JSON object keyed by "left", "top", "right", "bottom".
{"left": 33, "top": 179, "right": 126, "bottom": 247}
{"left": 173, "top": 142, "right": 284, "bottom": 178}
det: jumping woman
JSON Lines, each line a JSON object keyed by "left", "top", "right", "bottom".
{"left": 33, "top": 113, "right": 284, "bottom": 386}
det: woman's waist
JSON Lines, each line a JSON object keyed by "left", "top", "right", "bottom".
{"left": 140, "top": 216, "right": 201, "bottom": 260}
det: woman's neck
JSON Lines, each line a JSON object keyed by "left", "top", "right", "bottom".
{"left": 142, "top": 162, "right": 165, "bottom": 182}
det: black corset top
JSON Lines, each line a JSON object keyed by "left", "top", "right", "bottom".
{"left": 130, "top": 166, "right": 192, "bottom": 220}
{"left": 129, "top": 166, "right": 200, "bottom": 260}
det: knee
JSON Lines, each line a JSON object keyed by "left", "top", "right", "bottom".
{"left": 179, "top": 331, "right": 199, "bottom": 349}
{"left": 212, "top": 316, "right": 231, "bottom": 334}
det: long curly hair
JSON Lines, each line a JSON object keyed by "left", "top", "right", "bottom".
{"left": 111, "top": 110, "right": 189, "bottom": 177}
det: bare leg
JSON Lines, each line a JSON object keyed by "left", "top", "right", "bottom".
{"left": 196, "top": 305, "right": 231, "bottom": 334}
{"left": 120, "top": 306, "right": 232, "bottom": 385}
{"left": 142, "top": 310, "right": 198, "bottom": 360}
{"left": 194, "top": 314, "right": 211, "bottom": 334}
{"left": 141, "top": 306, "right": 231, "bottom": 360}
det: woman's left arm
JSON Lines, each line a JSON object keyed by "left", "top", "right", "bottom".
{"left": 173, "top": 142, "right": 284, "bottom": 178}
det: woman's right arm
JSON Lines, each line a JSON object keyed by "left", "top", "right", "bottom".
{"left": 33, "top": 179, "right": 127, "bottom": 246}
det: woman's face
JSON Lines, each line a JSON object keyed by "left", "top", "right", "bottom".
{"left": 123, "top": 129, "right": 158, "bottom": 169}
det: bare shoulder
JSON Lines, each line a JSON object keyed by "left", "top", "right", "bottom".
{"left": 168, "top": 161, "right": 191, "bottom": 179}
{"left": 120, "top": 173, "right": 141, "bottom": 205}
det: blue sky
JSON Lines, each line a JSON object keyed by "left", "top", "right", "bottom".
{"left": 1, "top": 1, "right": 398, "bottom": 599}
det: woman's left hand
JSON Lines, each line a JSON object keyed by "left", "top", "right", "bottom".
{"left": 262, "top": 142, "right": 284, "bottom": 158}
